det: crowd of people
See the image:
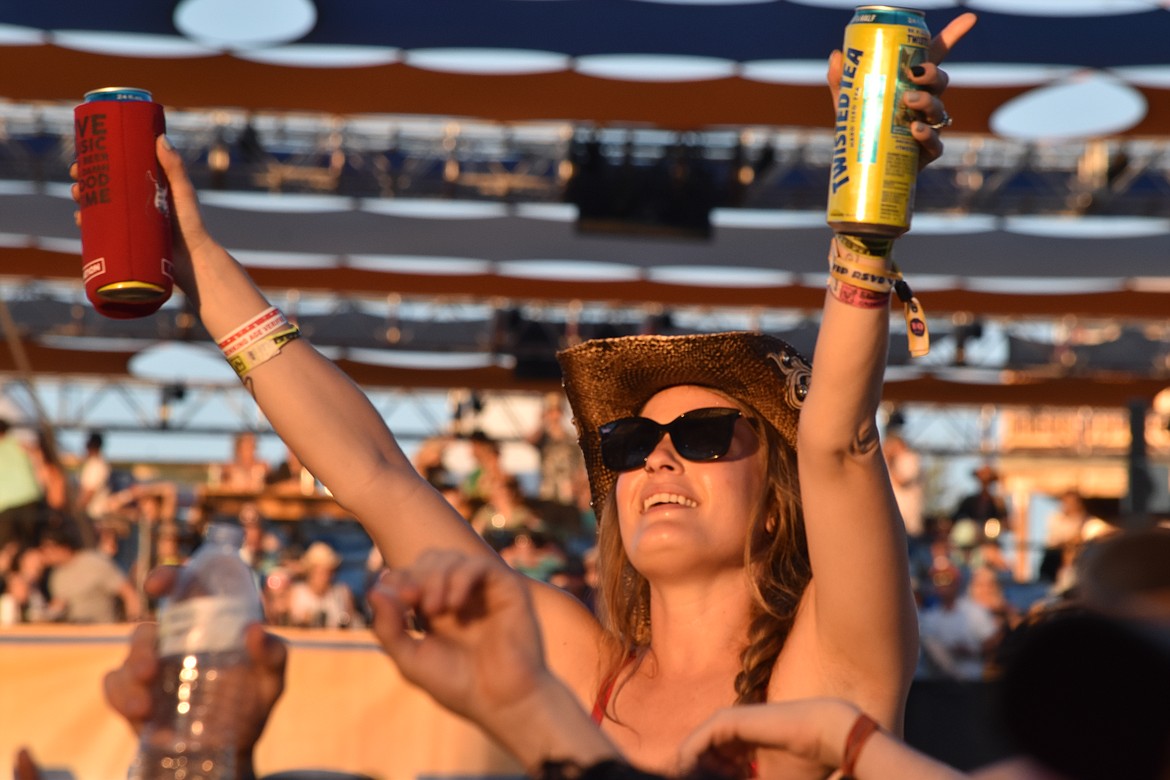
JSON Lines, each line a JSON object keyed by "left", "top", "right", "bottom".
{"left": 0, "top": 379, "right": 1148, "bottom": 696}
{"left": 878, "top": 420, "right": 1134, "bottom": 687}
{"left": 0, "top": 405, "right": 606, "bottom": 632}
{"left": 21, "top": 523, "right": 1170, "bottom": 780}
{"left": 0, "top": 424, "right": 366, "bottom": 630}
{"left": 0, "top": 402, "right": 1138, "bottom": 667}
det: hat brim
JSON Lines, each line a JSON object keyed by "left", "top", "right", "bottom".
{"left": 557, "top": 332, "right": 811, "bottom": 508}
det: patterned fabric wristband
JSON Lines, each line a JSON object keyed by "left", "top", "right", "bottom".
{"left": 828, "top": 235, "right": 930, "bottom": 358}
{"left": 826, "top": 277, "right": 891, "bottom": 309}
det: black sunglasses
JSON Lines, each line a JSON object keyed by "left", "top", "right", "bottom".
{"left": 598, "top": 407, "right": 743, "bottom": 472}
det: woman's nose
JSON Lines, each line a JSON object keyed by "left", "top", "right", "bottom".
{"left": 642, "top": 433, "right": 683, "bottom": 472}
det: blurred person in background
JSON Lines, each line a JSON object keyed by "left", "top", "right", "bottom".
{"left": 411, "top": 434, "right": 455, "bottom": 489}
{"left": 289, "top": 540, "right": 361, "bottom": 628}
{"left": 1038, "top": 490, "right": 1097, "bottom": 585}
{"left": 883, "top": 422, "right": 925, "bottom": 544}
{"left": 218, "top": 431, "right": 270, "bottom": 492}
{"left": 239, "top": 502, "right": 283, "bottom": 580}
{"left": 548, "top": 556, "right": 595, "bottom": 613}
{"left": 152, "top": 523, "right": 186, "bottom": 568}
{"left": 462, "top": 430, "right": 507, "bottom": 503}
{"left": 528, "top": 392, "right": 585, "bottom": 507}
{"left": 31, "top": 429, "right": 70, "bottom": 533}
{"left": 1, "top": 544, "right": 49, "bottom": 623}
{"left": 39, "top": 524, "right": 140, "bottom": 623}
{"left": 0, "top": 419, "right": 43, "bottom": 552}
{"left": 104, "top": 481, "right": 180, "bottom": 577}
{"left": 75, "top": 431, "right": 111, "bottom": 534}
{"left": 471, "top": 475, "right": 545, "bottom": 541}
{"left": 952, "top": 465, "right": 1009, "bottom": 546}
{"left": 440, "top": 483, "right": 476, "bottom": 523}
{"left": 261, "top": 565, "right": 295, "bottom": 626}
{"left": 917, "top": 560, "right": 998, "bottom": 682}
{"left": 266, "top": 442, "right": 319, "bottom": 495}
{"left": 965, "top": 564, "right": 1019, "bottom": 677}
{"left": 500, "top": 531, "right": 568, "bottom": 582}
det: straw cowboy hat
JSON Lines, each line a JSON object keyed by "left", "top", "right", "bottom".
{"left": 557, "top": 331, "right": 811, "bottom": 507}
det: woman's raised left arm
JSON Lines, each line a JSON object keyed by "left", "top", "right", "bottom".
{"left": 795, "top": 12, "right": 978, "bottom": 725}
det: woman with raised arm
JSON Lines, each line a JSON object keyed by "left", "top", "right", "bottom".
{"left": 89, "top": 12, "right": 975, "bottom": 775}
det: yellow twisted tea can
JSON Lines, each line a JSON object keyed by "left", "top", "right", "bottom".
{"left": 826, "top": 6, "right": 930, "bottom": 237}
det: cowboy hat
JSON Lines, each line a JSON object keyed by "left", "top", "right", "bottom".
{"left": 557, "top": 331, "right": 811, "bottom": 507}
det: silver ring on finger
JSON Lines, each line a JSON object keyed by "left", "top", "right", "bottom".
{"left": 928, "top": 111, "right": 953, "bottom": 131}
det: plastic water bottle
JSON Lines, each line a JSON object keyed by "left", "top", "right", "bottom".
{"left": 130, "top": 522, "right": 263, "bottom": 780}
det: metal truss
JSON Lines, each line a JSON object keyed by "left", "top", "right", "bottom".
{"left": 7, "top": 278, "right": 1169, "bottom": 382}
{"left": 4, "top": 102, "right": 1170, "bottom": 216}
{"left": 0, "top": 370, "right": 563, "bottom": 452}
{"left": 5, "top": 101, "right": 1170, "bottom": 478}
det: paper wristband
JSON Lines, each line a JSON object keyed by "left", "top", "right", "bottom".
{"left": 827, "top": 238, "right": 897, "bottom": 295}
{"left": 217, "top": 306, "right": 288, "bottom": 357}
{"left": 228, "top": 326, "right": 302, "bottom": 379}
{"left": 224, "top": 313, "right": 293, "bottom": 359}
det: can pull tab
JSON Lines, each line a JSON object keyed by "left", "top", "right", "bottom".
{"left": 894, "top": 279, "right": 929, "bottom": 357}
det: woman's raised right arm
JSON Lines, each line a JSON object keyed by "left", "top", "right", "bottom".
{"left": 115, "top": 136, "right": 491, "bottom": 567}
{"left": 79, "top": 139, "right": 608, "bottom": 705}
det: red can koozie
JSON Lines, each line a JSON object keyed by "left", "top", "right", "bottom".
{"left": 74, "top": 87, "right": 173, "bottom": 319}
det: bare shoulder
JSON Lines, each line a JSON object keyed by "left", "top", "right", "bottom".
{"left": 528, "top": 579, "right": 610, "bottom": 705}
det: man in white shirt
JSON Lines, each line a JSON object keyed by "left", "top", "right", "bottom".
{"left": 918, "top": 562, "right": 999, "bottom": 681}
{"left": 76, "top": 431, "right": 111, "bottom": 526}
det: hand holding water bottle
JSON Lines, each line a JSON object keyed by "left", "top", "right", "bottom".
{"left": 104, "top": 525, "right": 286, "bottom": 780}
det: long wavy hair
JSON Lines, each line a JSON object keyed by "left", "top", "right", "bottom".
{"left": 593, "top": 398, "right": 812, "bottom": 714}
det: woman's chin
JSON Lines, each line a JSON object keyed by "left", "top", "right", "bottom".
{"left": 627, "top": 527, "right": 741, "bottom": 579}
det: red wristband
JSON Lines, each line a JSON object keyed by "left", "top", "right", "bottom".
{"left": 840, "top": 713, "right": 880, "bottom": 779}
{"left": 827, "top": 278, "right": 892, "bottom": 309}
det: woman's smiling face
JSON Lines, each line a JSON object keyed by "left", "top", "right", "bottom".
{"left": 614, "top": 385, "right": 765, "bottom": 578}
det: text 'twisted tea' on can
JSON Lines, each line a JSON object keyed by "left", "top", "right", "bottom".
{"left": 826, "top": 6, "right": 930, "bottom": 238}
{"left": 74, "top": 87, "right": 173, "bottom": 319}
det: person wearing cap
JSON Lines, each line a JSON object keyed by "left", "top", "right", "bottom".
{"left": 82, "top": 12, "right": 975, "bottom": 774}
